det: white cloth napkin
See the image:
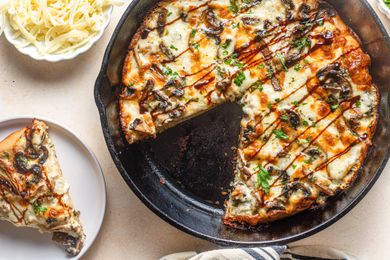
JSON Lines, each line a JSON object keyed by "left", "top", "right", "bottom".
{"left": 161, "top": 245, "right": 358, "bottom": 260}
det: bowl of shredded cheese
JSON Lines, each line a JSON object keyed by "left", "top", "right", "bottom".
{"left": 0, "top": 0, "right": 117, "bottom": 62}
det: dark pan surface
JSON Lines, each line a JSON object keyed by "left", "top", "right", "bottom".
{"left": 95, "top": 0, "right": 390, "bottom": 246}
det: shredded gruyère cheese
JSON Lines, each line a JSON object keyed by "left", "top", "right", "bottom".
{"left": 0, "top": 0, "right": 121, "bottom": 55}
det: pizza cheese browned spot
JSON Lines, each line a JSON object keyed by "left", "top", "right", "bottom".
{"left": 0, "top": 120, "right": 85, "bottom": 255}
{"left": 120, "top": 0, "right": 378, "bottom": 226}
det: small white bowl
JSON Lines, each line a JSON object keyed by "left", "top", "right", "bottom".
{"left": 1, "top": 5, "right": 113, "bottom": 62}
{"left": 377, "top": 0, "right": 390, "bottom": 20}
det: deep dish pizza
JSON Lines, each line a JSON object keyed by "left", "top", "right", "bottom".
{"left": 0, "top": 119, "right": 85, "bottom": 255}
{"left": 120, "top": 0, "right": 378, "bottom": 226}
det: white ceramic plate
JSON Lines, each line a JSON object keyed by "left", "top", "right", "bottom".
{"left": 378, "top": 0, "right": 390, "bottom": 20}
{"left": 0, "top": 117, "right": 106, "bottom": 260}
{"left": 0, "top": 5, "right": 113, "bottom": 62}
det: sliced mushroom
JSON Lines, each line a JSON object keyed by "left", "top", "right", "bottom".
{"left": 159, "top": 42, "right": 175, "bottom": 60}
{"left": 241, "top": 16, "right": 261, "bottom": 26}
{"left": 317, "top": 63, "right": 353, "bottom": 101}
{"left": 157, "top": 8, "right": 168, "bottom": 37}
{"left": 281, "top": 0, "right": 295, "bottom": 10}
{"left": 297, "top": 3, "right": 311, "bottom": 21}
{"left": 14, "top": 152, "right": 29, "bottom": 173}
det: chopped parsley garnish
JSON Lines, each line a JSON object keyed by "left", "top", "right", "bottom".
{"left": 273, "top": 129, "right": 289, "bottom": 140}
{"left": 224, "top": 54, "right": 243, "bottom": 68}
{"left": 275, "top": 98, "right": 280, "bottom": 102}
{"left": 294, "top": 37, "right": 311, "bottom": 50}
{"left": 234, "top": 71, "right": 246, "bottom": 86}
{"left": 228, "top": 0, "right": 239, "bottom": 13}
{"left": 303, "top": 59, "right": 310, "bottom": 65}
{"left": 294, "top": 63, "right": 301, "bottom": 71}
{"left": 169, "top": 44, "right": 178, "bottom": 51}
{"left": 192, "top": 43, "right": 200, "bottom": 50}
{"left": 163, "top": 66, "right": 173, "bottom": 75}
{"left": 257, "top": 63, "right": 266, "bottom": 69}
{"left": 190, "top": 29, "right": 197, "bottom": 38}
{"left": 167, "top": 11, "right": 172, "bottom": 16}
{"left": 385, "top": 0, "right": 390, "bottom": 8}
{"left": 304, "top": 158, "right": 314, "bottom": 165}
{"left": 267, "top": 102, "right": 272, "bottom": 109}
{"left": 33, "top": 202, "right": 47, "bottom": 215}
{"left": 292, "top": 164, "right": 297, "bottom": 169}
{"left": 232, "top": 22, "right": 240, "bottom": 28}
{"left": 318, "top": 19, "right": 324, "bottom": 26}
{"left": 356, "top": 100, "right": 362, "bottom": 108}
{"left": 216, "top": 66, "right": 226, "bottom": 78}
{"left": 276, "top": 52, "right": 288, "bottom": 71}
{"left": 303, "top": 120, "right": 309, "bottom": 126}
{"left": 280, "top": 114, "right": 289, "bottom": 121}
{"left": 251, "top": 80, "right": 263, "bottom": 91}
{"left": 256, "top": 165, "right": 272, "bottom": 195}
{"left": 331, "top": 104, "right": 339, "bottom": 111}
{"left": 292, "top": 100, "right": 299, "bottom": 106}
{"left": 221, "top": 39, "right": 232, "bottom": 49}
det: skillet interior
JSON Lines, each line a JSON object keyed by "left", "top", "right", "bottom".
{"left": 95, "top": 0, "right": 390, "bottom": 245}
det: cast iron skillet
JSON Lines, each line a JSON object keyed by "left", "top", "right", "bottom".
{"left": 95, "top": 0, "right": 390, "bottom": 246}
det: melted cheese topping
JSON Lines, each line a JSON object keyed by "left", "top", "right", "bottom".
{"left": 120, "top": 0, "right": 378, "bottom": 226}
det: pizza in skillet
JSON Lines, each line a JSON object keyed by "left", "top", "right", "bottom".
{"left": 120, "top": 0, "right": 378, "bottom": 226}
{"left": 0, "top": 119, "right": 85, "bottom": 255}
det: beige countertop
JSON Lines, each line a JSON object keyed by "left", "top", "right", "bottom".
{"left": 1, "top": 0, "right": 389, "bottom": 259}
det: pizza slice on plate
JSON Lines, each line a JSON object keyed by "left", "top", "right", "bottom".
{"left": 0, "top": 119, "right": 85, "bottom": 255}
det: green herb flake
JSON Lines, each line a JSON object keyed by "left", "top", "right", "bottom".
{"left": 33, "top": 202, "right": 47, "bottom": 215}
{"left": 190, "top": 29, "right": 197, "bottom": 38}
{"left": 169, "top": 44, "right": 178, "bottom": 51}
{"left": 294, "top": 63, "right": 301, "bottom": 71}
{"left": 163, "top": 66, "right": 173, "bottom": 75}
{"left": 228, "top": 0, "right": 239, "bottom": 14}
{"left": 232, "top": 22, "right": 240, "bottom": 28}
{"left": 303, "top": 120, "right": 309, "bottom": 126}
{"left": 256, "top": 165, "right": 272, "bottom": 195}
{"left": 234, "top": 71, "right": 246, "bottom": 86}
{"left": 251, "top": 80, "right": 263, "bottom": 91}
{"left": 292, "top": 164, "right": 297, "bottom": 170}
{"left": 192, "top": 43, "right": 200, "bottom": 50}
{"left": 273, "top": 129, "right": 289, "bottom": 140}
{"left": 356, "top": 100, "right": 362, "bottom": 108}
{"left": 280, "top": 115, "right": 289, "bottom": 121}
{"left": 167, "top": 11, "right": 173, "bottom": 16}
{"left": 293, "top": 37, "right": 311, "bottom": 50}
{"left": 292, "top": 100, "right": 299, "bottom": 106}
{"left": 221, "top": 40, "right": 231, "bottom": 49}
{"left": 267, "top": 102, "right": 272, "bottom": 109}
{"left": 304, "top": 158, "right": 314, "bottom": 165}
{"left": 257, "top": 63, "right": 266, "bottom": 69}
{"left": 276, "top": 52, "right": 288, "bottom": 71}
{"left": 331, "top": 104, "right": 339, "bottom": 111}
